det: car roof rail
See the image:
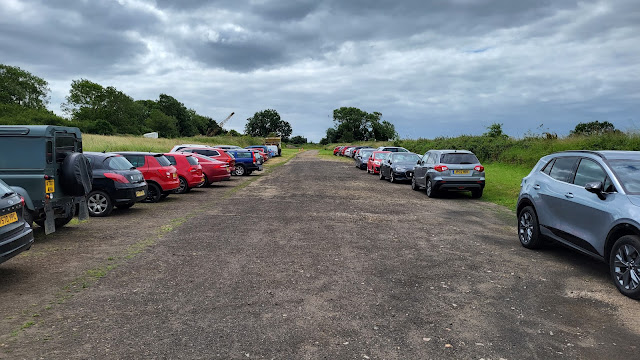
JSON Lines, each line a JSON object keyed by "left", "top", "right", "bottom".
{"left": 553, "top": 150, "right": 605, "bottom": 158}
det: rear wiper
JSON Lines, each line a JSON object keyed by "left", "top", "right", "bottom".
{"left": 1, "top": 192, "right": 15, "bottom": 199}
{"left": 459, "top": 162, "right": 473, "bottom": 164}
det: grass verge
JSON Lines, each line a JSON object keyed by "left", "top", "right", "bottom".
{"left": 481, "top": 163, "right": 532, "bottom": 210}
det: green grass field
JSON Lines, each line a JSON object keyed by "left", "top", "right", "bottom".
{"left": 83, "top": 134, "right": 263, "bottom": 153}
{"left": 481, "top": 163, "right": 532, "bottom": 210}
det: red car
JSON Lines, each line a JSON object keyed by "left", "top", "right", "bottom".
{"left": 178, "top": 147, "right": 236, "bottom": 173}
{"left": 247, "top": 148, "right": 268, "bottom": 163}
{"left": 191, "top": 153, "right": 231, "bottom": 185}
{"left": 115, "top": 152, "right": 179, "bottom": 202}
{"left": 333, "top": 146, "right": 343, "bottom": 156}
{"left": 164, "top": 153, "right": 204, "bottom": 193}
{"left": 367, "top": 151, "right": 391, "bottom": 174}
{"left": 340, "top": 146, "right": 354, "bottom": 156}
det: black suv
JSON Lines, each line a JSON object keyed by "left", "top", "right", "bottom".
{"left": 84, "top": 153, "right": 147, "bottom": 217}
{"left": 0, "top": 179, "right": 34, "bottom": 264}
{"left": 0, "top": 126, "right": 92, "bottom": 234}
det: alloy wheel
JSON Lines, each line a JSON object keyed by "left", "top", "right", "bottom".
{"left": 614, "top": 244, "right": 640, "bottom": 291}
{"left": 88, "top": 193, "right": 108, "bottom": 215}
{"left": 519, "top": 212, "right": 533, "bottom": 244}
{"left": 177, "top": 178, "right": 187, "bottom": 193}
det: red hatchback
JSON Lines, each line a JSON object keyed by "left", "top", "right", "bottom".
{"left": 367, "top": 151, "right": 391, "bottom": 174}
{"left": 191, "top": 153, "right": 231, "bottom": 185}
{"left": 178, "top": 147, "right": 236, "bottom": 174}
{"left": 116, "top": 152, "right": 179, "bottom": 202}
{"left": 164, "top": 153, "right": 204, "bottom": 193}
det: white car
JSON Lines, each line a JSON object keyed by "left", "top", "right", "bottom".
{"left": 169, "top": 144, "right": 216, "bottom": 152}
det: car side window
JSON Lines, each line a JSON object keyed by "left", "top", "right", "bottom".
{"left": 427, "top": 153, "right": 437, "bottom": 164}
{"left": 165, "top": 155, "right": 177, "bottom": 166}
{"left": 125, "top": 155, "right": 145, "bottom": 168}
{"left": 421, "top": 153, "right": 429, "bottom": 164}
{"left": 548, "top": 157, "right": 578, "bottom": 183}
{"left": 541, "top": 159, "right": 555, "bottom": 176}
{"left": 573, "top": 158, "right": 607, "bottom": 187}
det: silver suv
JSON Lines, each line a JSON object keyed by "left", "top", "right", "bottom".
{"left": 517, "top": 150, "right": 640, "bottom": 299}
{"left": 411, "top": 149, "right": 485, "bottom": 198}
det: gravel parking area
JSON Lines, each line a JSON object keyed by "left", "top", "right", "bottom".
{"left": 1, "top": 150, "right": 639, "bottom": 359}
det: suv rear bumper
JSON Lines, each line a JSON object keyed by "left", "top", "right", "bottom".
{"left": 434, "top": 180, "right": 485, "bottom": 192}
{"left": 0, "top": 224, "right": 34, "bottom": 264}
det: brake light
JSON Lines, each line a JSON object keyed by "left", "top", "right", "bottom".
{"left": 252, "top": 152, "right": 257, "bottom": 164}
{"left": 189, "top": 166, "right": 198, "bottom": 173}
{"left": 474, "top": 165, "right": 485, "bottom": 172}
{"left": 20, "top": 196, "right": 25, "bottom": 206}
{"left": 104, "top": 172, "right": 130, "bottom": 183}
{"left": 434, "top": 165, "right": 449, "bottom": 172}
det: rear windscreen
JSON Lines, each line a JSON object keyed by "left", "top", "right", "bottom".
{"left": 186, "top": 156, "right": 199, "bottom": 165}
{"left": 235, "top": 152, "right": 252, "bottom": 158}
{"left": 105, "top": 156, "right": 134, "bottom": 170}
{"left": 156, "top": 156, "right": 171, "bottom": 166}
{"left": 440, "top": 153, "right": 479, "bottom": 164}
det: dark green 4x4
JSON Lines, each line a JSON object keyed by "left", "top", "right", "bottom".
{"left": 0, "top": 125, "right": 92, "bottom": 234}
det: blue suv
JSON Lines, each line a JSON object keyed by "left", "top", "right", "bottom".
{"left": 518, "top": 150, "right": 640, "bottom": 299}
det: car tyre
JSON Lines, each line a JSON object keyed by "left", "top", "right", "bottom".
{"left": 610, "top": 235, "right": 640, "bottom": 299}
{"left": 518, "top": 206, "right": 543, "bottom": 249}
{"left": 389, "top": 172, "right": 396, "bottom": 183}
{"left": 411, "top": 177, "right": 419, "bottom": 191}
{"left": 426, "top": 178, "right": 437, "bottom": 198}
{"left": 471, "top": 188, "right": 483, "bottom": 198}
{"left": 87, "top": 190, "right": 113, "bottom": 217}
{"left": 144, "top": 183, "right": 162, "bottom": 203}
{"left": 54, "top": 205, "right": 75, "bottom": 228}
{"left": 176, "top": 177, "right": 189, "bottom": 194}
{"left": 235, "top": 164, "right": 246, "bottom": 176}
{"left": 379, "top": 169, "right": 385, "bottom": 180}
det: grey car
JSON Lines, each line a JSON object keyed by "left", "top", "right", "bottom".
{"left": 354, "top": 149, "right": 374, "bottom": 170}
{"left": 379, "top": 153, "right": 421, "bottom": 182}
{"left": 517, "top": 150, "right": 640, "bottom": 299}
{"left": 411, "top": 149, "right": 485, "bottom": 198}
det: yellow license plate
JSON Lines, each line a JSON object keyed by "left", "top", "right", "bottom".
{"left": 136, "top": 190, "right": 146, "bottom": 197}
{"left": 453, "top": 170, "right": 470, "bottom": 175}
{"left": 172, "top": 173, "right": 177, "bottom": 179}
{"left": 0, "top": 212, "right": 18, "bottom": 228}
{"left": 45, "top": 179, "right": 55, "bottom": 193}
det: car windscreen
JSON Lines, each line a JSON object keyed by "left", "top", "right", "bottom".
{"left": 360, "top": 151, "right": 373, "bottom": 158}
{"left": 105, "top": 156, "right": 134, "bottom": 170}
{"left": 0, "top": 138, "right": 45, "bottom": 169}
{"left": 186, "top": 156, "right": 199, "bottom": 165}
{"left": 373, "top": 153, "right": 388, "bottom": 159}
{"left": 440, "top": 153, "right": 479, "bottom": 164}
{"left": 392, "top": 154, "right": 421, "bottom": 163}
{"left": 609, "top": 160, "right": 640, "bottom": 194}
{"left": 156, "top": 155, "right": 172, "bottom": 166}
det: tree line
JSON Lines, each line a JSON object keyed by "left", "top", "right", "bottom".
{"left": 320, "top": 106, "right": 397, "bottom": 144}
{"left": 0, "top": 64, "right": 300, "bottom": 141}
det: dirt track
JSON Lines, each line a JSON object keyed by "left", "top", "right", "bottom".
{"left": 1, "top": 150, "right": 639, "bottom": 359}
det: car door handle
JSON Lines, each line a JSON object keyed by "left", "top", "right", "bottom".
{"left": 565, "top": 192, "right": 574, "bottom": 199}
{"left": 533, "top": 184, "right": 540, "bottom": 190}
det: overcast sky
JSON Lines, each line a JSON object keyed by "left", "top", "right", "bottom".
{"left": 1, "top": 0, "right": 639, "bottom": 141}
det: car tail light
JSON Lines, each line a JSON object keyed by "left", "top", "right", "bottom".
{"left": 434, "top": 165, "right": 449, "bottom": 172}
{"left": 252, "top": 152, "right": 257, "bottom": 164}
{"left": 474, "top": 165, "right": 485, "bottom": 172}
{"left": 189, "top": 166, "right": 198, "bottom": 173}
{"left": 20, "top": 196, "right": 25, "bottom": 206}
{"left": 104, "top": 172, "right": 130, "bottom": 183}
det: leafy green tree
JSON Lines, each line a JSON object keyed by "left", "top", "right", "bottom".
{"left": 86, "top": 119, "right": 115, "bottom": 135}
{"left": 245, "top": 109, "right": 292, "bottom": 140}
{"left": 145, "top": 109, "right": 179, "bottom": 138}
{"left": 483, "top": 123, "right": 508, "bottom": 138}
{"left": 571, "top": 120, "right": 618, "bottom": 136}
{"left": 290, "top": 135, "right": 307, "bottom": 144}
{"left": 228, "top": 129, "right": 242, "bottom": 136}
{"left": 0, "top": 64, "right": 50, "bottom": 109}
{"left": 157, "top": 94, "right": 196, "bottom": 137}
{"left": 62, "top": 79, "right": 146, "bottom": 134}
{"left": 326, "top": 107, "right": 396, "bottom": 142}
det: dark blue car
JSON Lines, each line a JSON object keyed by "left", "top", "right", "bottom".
{"left": 224, "top": 150, "right": 263, "bottom": 176}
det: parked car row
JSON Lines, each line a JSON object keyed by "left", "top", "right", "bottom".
{"left": 0, "top": 125, "right": 275, "bottom": 266}
{"left": 337, "top": 143, "right": 640, "bottom": 300}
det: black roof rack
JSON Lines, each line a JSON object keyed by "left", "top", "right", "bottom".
{"left": 553, "top": 150, "right": 605, "bottom": 159}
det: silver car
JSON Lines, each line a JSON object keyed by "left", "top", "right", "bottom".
{"left": 518, "top": 150, "right": 640, "bottom": 299}
{"left": 354, "top": 149, "right": 374, "bottom": 170}
{"left": 411, "top": 149, "right": 485, "bottom": 198}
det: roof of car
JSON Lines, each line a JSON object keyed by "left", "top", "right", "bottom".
{"left": 84, "top": 152, "right": 120, "bottom": 159}
{"left": 431, "top": 149, "right": 474, "bottom": 154}
{"left": 113, "top": 151, "right": 164, "bottom": 156}
{"left": 0, "top": 125, "right": 83, "bottom": 138}
{"left": 552, "top": 150, "right": 640, "bottom": 160}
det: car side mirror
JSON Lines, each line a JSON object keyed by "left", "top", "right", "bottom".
{"left": 417, "top": 160, "right": 421, "bottom": 165}
{"left": 585, "top": 182, "right": 606, "bottom": 200}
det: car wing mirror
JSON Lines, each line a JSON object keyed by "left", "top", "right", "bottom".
{"left": 585, "top": 182, "right": 606, "bottom": 200}
{"left": 417, "top": 160, "right": 421, "bottom": 165}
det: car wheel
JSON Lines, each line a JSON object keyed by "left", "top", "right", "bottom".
{"left": 411, "top": 177, "right": 419, "bottom": 191}
{"left": 87, "top": 190, "right": 113, "bottom": 217}
{"left": 471, "top": 188, "right": 483, "bottom": 198}
{"left": 389, "top": 172, "right": 395, "bottom": 183}
{"left": 426, "top": 178, "right": 437, "bottom": 198}
{"left": 518, "top": 206, "right": 543, "bottom": 249}
{"left": 176, "top": 177, "right": 189, "bottom": 194}
{"left": 379, "top": 168, "right": 385, "bottom": 180}
{"left": 55, "top": 213, "right": 74, "bottom": 228}
{"left": 144, "top": 183, "right": 162, "bottom": 203}
{"left": 199, "top": 174, "right": 208, "bottom": 188}
{"left": 116, "top": 203, "right": 134, "bottom": 210}
{"left": 235, "top": 164, "right": 246, "bottom": 176}
{"left": 246, "top": 170, "right": 253, "bottom": 176}
{"left": 610, "top": 235, "right": 640, "bottom": 299}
